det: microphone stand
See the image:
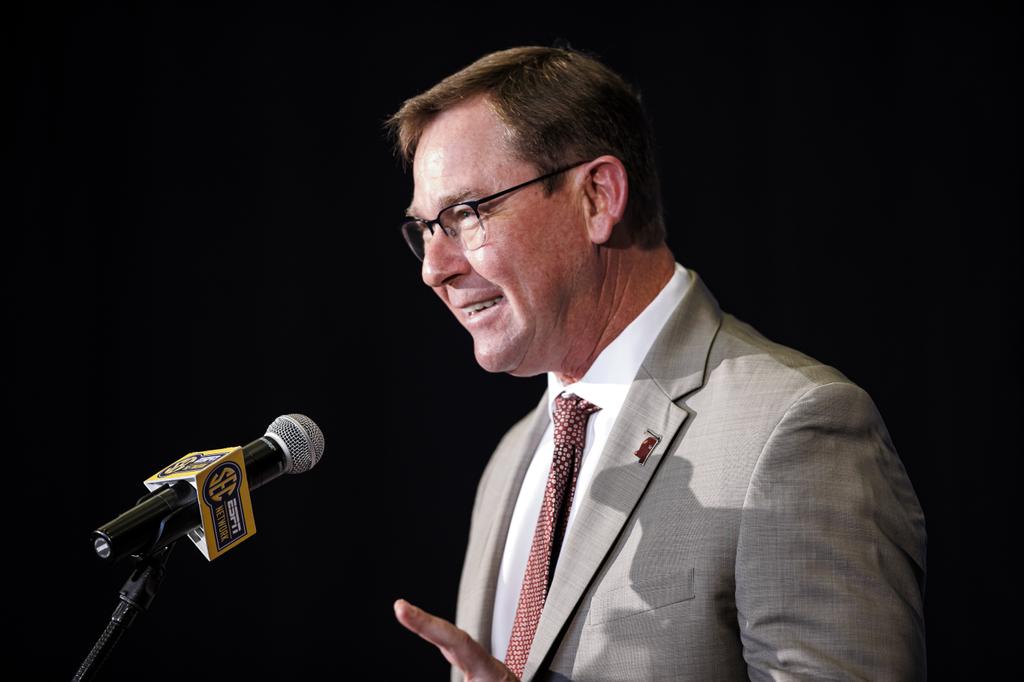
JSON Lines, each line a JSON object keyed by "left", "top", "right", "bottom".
{"left": 72, "top": 542, "right": 175, "bottom": 682}
{"left": 72, "top": 502, "right": 198, "bottom": 681}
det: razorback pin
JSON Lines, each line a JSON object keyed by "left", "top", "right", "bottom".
{"left": 633, "top": 430, "right": 662, "bottom": 465}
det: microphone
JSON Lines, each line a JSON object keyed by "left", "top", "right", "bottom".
{"left": 91, "top": 414, "right": 325, "bottom": 563}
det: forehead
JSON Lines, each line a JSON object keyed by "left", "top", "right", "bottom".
{"left": 406, "top": 97, "right": 524, "bottom": 218}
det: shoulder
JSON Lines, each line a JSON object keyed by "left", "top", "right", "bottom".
{"left": 710, "top": 311, "right": 855, "bottom": 397}
{"left": 676, "top": 311, "right": 871, "bottom": 450}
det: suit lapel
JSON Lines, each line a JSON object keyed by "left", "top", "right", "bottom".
{"left": 459, "top": 391, "right": 551, "bottom": 651}
{"left": 520, "top": 269, "right": 724, "bottom": 681}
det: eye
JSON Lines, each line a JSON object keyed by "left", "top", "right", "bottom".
{"left": 441, "top": 204, "right": 479, "bottom": 233}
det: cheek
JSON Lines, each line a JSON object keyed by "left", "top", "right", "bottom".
{"left": 466, "top": 245, "right": 512, "bottom": 284}
{"left": 465, "top": 247, "right": 488, "bottom": 271}
{"left": 466, "top": 212, "right": 575, "bottom": 303}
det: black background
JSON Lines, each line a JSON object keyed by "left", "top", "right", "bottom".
{"left": 9, "top": 3, "right": 1019, "bottom": 680}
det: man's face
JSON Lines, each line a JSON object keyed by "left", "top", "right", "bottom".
{"left": 407, "top": 96, "right": 595, "bottom": 377}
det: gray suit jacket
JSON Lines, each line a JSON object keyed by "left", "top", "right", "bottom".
{"left": 452, "top": 269, "right": 927, "bottom": 681}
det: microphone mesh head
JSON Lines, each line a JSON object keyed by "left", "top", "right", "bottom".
{"left": 266, "top": 414, "right": 325, "bottom": 474}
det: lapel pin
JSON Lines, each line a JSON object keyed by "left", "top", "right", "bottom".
{"left": 633, "top": 430, "right": 662, "bottom": 465}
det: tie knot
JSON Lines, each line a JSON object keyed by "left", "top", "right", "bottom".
{"left": 553, "top": 391, "right": 601, "bottom": 421}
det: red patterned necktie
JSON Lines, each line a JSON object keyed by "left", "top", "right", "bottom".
{"left": 504, "top": 391, "right": 601, "bottom": 679}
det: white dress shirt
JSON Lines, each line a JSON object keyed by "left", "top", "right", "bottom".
{"left": 491, "top": 261, "right": 693, "bottom": 660}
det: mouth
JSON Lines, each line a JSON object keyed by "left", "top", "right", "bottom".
{"left": 461, "top": 295, "right": 505, "bottom": 318}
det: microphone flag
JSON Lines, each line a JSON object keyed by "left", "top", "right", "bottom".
{"left": 143, "top": 446, "right": 257, "bottom": 560}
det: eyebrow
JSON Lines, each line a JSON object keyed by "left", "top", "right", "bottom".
{"left": 405, "top": 187, "right": 484, "bottom": 219}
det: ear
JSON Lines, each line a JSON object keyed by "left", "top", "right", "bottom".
{"left": 578, "top": 156, "right": 629, "bottom": 246}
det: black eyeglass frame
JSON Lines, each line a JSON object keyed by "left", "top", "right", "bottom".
{"left": 400, "top": 158, "right": 591, "bottom": 261}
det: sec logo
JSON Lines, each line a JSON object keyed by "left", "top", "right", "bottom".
{"left": 160, "top": 455, "right": 200, "bottom": 477}
{"left": 204, "top": 462, "right": 240, "bottom": 503}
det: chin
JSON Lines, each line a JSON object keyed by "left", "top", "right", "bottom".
{"left": 474, "top": 349, "right": 545, "bottom": 378}
{"left": 470, "top": 325, "right": 541, "bottom": 376}
{"left": 472, "top": 342, "right": 523, "bottom": 376}
{"left": 473, "top": 350, "right": 513, "bottom": 375}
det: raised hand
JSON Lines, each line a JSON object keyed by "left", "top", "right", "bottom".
{"left": 393, "top": 599, "right": 520, "bottom": 682}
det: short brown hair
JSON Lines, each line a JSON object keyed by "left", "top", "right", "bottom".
{"left": 384, "top": 45, "right": 666, "bottom": 248}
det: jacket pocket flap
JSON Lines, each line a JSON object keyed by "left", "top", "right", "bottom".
{"left": 587, "top": 566, "right": 696, "bottom": 625}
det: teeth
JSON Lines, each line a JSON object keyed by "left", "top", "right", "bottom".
{"left": 465, "top": 296, "right": 503, "bottom": 315}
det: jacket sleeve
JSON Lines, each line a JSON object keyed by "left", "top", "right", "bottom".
{"left": 735, "top": 381, "right": 927, "bottom": 681}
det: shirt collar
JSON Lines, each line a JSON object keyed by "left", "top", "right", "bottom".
{"left": 546, "top": 261, "right": 692, "bottom": 419}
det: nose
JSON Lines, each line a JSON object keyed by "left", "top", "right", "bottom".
{"left": 421, "top": 229, "right": 470, "bottom": 288}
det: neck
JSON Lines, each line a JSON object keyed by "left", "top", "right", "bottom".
{"left": 554, "top": 243, "right": 676, "bottom": 384}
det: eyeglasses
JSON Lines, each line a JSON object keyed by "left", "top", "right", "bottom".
{"left": 400, "top": 159, "right": 590, "bottom": 262}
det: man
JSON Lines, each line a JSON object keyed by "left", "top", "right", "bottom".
{"left": 387, "top": 46, "right": 926, "bottom": 681}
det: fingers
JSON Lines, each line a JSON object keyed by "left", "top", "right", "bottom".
{"left": 393, "top": 598, "right": 517, "bottom": 680}
{"left": 393, "top": 599, "right": 467, "bottom": 655}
